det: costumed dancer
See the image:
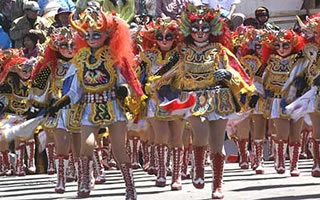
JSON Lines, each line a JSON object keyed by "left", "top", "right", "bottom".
{"left": 29, "top": 26, "right": 81, "bottom": 193}
{"left": 0, "top": 49, "right": 37, "bottom": 176}
{"left": 138, "top": 17, "right": 186, "bottom": 190}
{"left": 175, "top": 4, "right": 255, "bottom": 199}
{"left": 262, "top": 29, "right": 308, "bottom": 176}
{"left": 287, "top": 14, "right": 320, "bottom": 177}
{"left": 232, "top": 27, "right": 267, "bottom": 173}
{"left": 49, "top": 7, "right": 145, "bottom": 199}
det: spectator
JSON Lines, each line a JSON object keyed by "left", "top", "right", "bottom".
{"left": 0, "top": 0, "right": 26, "bottom": 25}
{"left": 52, "top": 7, "right": 72, "bottom": 28}
{"left": 38, "top": 0, "right": 76, "bottom": 16}
{"left": 202, "top": 0, "right": 245, "bottom": 31}
{"left": 23, "top": 33, "right": 39, "bottom": 58}
{"left": 255, "top": 7, "right": 279, "bottom": 30}
{"left": 0, "top": 25, "right": 12, "bottom": 49}
{"left": 10, "top": 1, "right": 49, "bottom": 48}
{"left": 0, "top": 13, "right": 10, "bottom": 33}
{"left": 156, "top": 0, "right": 186, "bottom": 19}
{"left": 136, "top": 0, "right": 156, "bottom": 16}
{"left": 243, "top": 17, "right": 259, "bottom": 28}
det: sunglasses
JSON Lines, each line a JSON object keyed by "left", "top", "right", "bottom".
{"left": 274, "top": 43, "right": 290, "bottom": 50}
{"left": 84, "top": 32, "right": 102, "bottom": 41}
{"left": 59, "top": 43, "right": 76, "bottom": 49}
{"left": 191, "top": 25, "right": 211, "bottom": 33}
{"left": 156, "top": 34, "right": 174, "bottom": 41}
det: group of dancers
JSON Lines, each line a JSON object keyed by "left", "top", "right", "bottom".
{"left": 0, "top": 2, "right": 320, "bottom": 200}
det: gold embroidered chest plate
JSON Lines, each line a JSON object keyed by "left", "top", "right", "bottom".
{"left": 264, "top": 54, "right": 296, "bottom": 94}
{"left": 73, "top": 47, "right": 117, "bottom": 93}
{"left": 179, "top": 43, "right": 221, "bottom": 90}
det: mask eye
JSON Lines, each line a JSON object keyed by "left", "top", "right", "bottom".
{"left": 60, "top": 43, "right": 68, "bottom": 49}
{"left": 156, "top": 34, "right": 164, "bottom": 41}
{"left": 202, "top": 27, "right": 211, "bottom": 33}
{"left": 282, "top": 43, "right": 290, "bottom": 49}
{"left": 191, "top": 26, "right": 199, "bottom": 33}
{"left": 92, "top": 33, "right": 102, "bottom": 40}
{"left": 165, "top": 34, "right": 173, "bottom": 41}
{"left": 84, "top": 34, "right": 90, "bottom": 41}
{"left": 274, "top": 43, "right": 281, "bottom": 50}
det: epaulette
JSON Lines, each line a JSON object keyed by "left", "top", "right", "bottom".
{"left": 32, "top": 67, "right": 51, "bottom": 90}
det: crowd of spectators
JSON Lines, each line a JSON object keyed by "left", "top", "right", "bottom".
{"left": 0, "top": 0, "right": 280, "bottom": 51}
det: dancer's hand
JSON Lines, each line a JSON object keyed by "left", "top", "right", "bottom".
{"left": 213, "top": 69, "right": 232, "bottom": 81}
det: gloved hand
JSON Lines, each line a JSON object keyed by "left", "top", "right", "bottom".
{"left": 116, "top": 85, "right": 129, "bottom": 100}
{"left": 0, "top": 102, "right": 5, "bottom": 115}
{"left": 249, "top": 95, "right": 259, "bottom": 108}
{"left": 240, "top": 93, "right": 247, "bottom": 105}
{"left": 213, "top": 69, "right": 232, "bottom": 81}
{"left": 47, "top": 96, "right": 71, "bottom": 117}
{"left": 314, "top": 74, "right": 320, "bottom": 86}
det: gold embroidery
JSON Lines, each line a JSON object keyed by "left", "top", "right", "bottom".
{"left": 73, "top": 47, "right": 117, "bottom": 93}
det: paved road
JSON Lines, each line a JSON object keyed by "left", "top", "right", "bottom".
{"left": 0, "top": 159, "right": 320, "bottom": 200}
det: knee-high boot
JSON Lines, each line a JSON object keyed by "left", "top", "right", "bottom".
{"left": 252, "top": 140, "right": 264, "bottom": 174}
{"left": 129, "top": 137, "right": 141, "bottom": 169}
{"left": 26, "top": 139, "right": 36, "bottom": 174}
{"left": 148, "top": 143, "right": 157, "bottom": 175}
{"left": 1, "top": 151, "right": 12, "bottom": 176}
{"left": 155, "top": 144, "right": 167, "bottom": 187}
{"left": 237, "top": 139, "right": 250, "bottom": 169}
{"left": 211, "top": 153, "right": 225, "bottom": 199}
{"left": 15, "top": 143, "right": 26, "bottom": 176}
{"left": 191, "top": 146, "right": 206, "bottom": 189}
{"left": 181, "top": 144, "right": 191, "bottom": 180}
{"left": 55, "top": 155, "right": 69, "bottom": 193}
{"left": 93, "top": 147, "right": 105, "bottom": 184}
{"left": 46, "top": 143, "right": 56, "bottom": 175}
{"left": 289, "top": 142, "right": 301, "bottom": 176}
{"left": 274, "top": 140, "right": 287, "bottom": 174}
{"left": 311, "top": 138, "right": 320, "bottom": 177}
{"left": 66, "top": 151, "right": 76, "bottom": 182}
{"left": 171, "top": 147, "right": 183, "bottom": 190}
{"left": 141, "top": 140, "right": 150, "bottom": 172}
{"left": 78, "top": 156, "right": 94, "bottom": 198}
{"left": 119, "top": 163, "right": 137, "bottom": 200}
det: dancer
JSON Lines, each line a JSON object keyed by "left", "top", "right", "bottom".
{"left": 262, "top": 29, "right": 308, "bottom": 176}
{"left": 139, "top": 17, "right": 185, "bottom": 190}
{"left": 176, "top": 4, "right": 255, "bottom": 199}
{"left": 50, "top": 7, "right": 145, "bottom": 199}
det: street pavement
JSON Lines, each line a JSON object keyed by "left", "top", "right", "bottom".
{"left": 0, "top": 159, "right": 320, "bottom": 200}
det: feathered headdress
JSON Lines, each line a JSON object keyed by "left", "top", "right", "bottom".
{"left": 262, "top": 29, "right": 306, "bottom": 64}
{"left": 297, "top": 13, "right": 320, "bottom": 40}
{"left": 0, "top": 49, "right": 30, "bottom": 84}
{"left": 139, "top": 17, "right": 182, "bottom": 50}
{"left": 32, "top": 27, "right": 75, "bottom": 81}
{"left": 179, "top": 3, "right": 224, "bottom": 37}
{"left": 70, "top": 7, "right": 144, "bottom": 97}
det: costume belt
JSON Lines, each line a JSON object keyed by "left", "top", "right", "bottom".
{"left": 82, "top": 90, "right": 116, "bottom": 103}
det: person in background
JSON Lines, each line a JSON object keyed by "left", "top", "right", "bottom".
{"left": 156, "top": 0, "right": 186, "bottom": 19}
{"left": 255, "top": 7, "right": 280, "bottom": 30}
{"left": 10, "top": 1, "right": 49, "bottom": 48}
{"left": 38, "top": 0, "right": 76, "bottom": 16}
{"left": 23, "top": 33, "right": 39, "bottom": 59}
{"left": 243, "top": 17, "right": 259, "bottom": 28}
{"left": 0, "top": 25, "right": 12, "bottom": 49}
{"left": 0, "top": 0, "right": 26, "bottom": 26}
{"left": 202, "top": 0, "right": 245, "bottom": 31}
{"left": 52, "top": 7, "right": 72, "bottom": 28}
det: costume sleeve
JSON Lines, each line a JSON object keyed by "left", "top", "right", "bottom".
{"left": 64, "top": 64, "right": 83, "bottom": 104}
